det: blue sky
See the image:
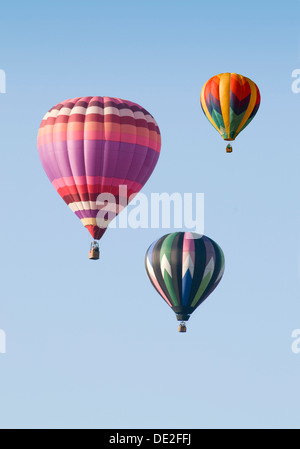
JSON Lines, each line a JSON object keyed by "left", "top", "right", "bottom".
{"left": 0, "top": 0, "right": 300, "bottom": 429}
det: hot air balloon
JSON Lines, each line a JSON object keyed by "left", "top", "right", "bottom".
{"left": 38, "top": 96, "right": 161, "bottom": 259}
{"left": 200, "top": 73, "right": 260, "bottom": 152}
{"left": 145, "top": 232, "right": 225, "bottom": 332}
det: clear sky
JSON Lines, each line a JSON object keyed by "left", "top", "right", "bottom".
{"left": 0, "top": 0, "right": 300, "bottom": 429}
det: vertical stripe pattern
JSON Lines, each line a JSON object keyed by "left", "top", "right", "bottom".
{"left": 145, "top": 232, "right": 225, "bottom": 319}
{"left": 200, "top": 73, "right": 260, "bottom": 141}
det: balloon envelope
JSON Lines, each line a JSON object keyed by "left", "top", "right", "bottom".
{"left": 200, "top": 73, "right": 260, "bottom": 142}
{"left": 38, "top": 96, "right": 161, "bottom": 240}
{"left": 145, "top": 232, "right": 225, "bottom": 322}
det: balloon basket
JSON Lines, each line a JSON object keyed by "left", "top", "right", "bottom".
{"left": 89, "top": 241, "right": 100, "bottom": 260}
{"left": 178, "top": 322, "right": 187, "bottom": 333}
{"left": 226, "top": 144, "right": 233, "bottom": 153}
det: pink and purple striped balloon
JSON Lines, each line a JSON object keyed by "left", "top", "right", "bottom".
{"left": 37, "top": 96, "right": 161, "bottom": 240}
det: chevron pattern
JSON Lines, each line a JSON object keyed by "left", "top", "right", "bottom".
{"left": 145, "top": 232, "right": 225, "bottom": 320}
{"left": 161, "top": 254, "right": 172, "bottom": 279}
{"left": 200, "top": 73, "right": 260, "bottom": 142}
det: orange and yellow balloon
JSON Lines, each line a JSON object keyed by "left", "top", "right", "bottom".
{"left": 200, "top": 73, "right": 260, "bottom": 152}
